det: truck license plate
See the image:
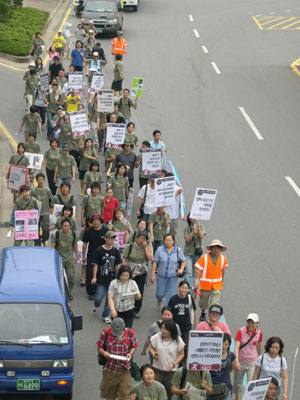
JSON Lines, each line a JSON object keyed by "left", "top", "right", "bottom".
{"left": 17, "top": 379, "right": 40, "bottom": 391}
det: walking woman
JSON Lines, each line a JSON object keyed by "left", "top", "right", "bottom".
{"left": 30, "top": 32, "right": 44, "bottom": 58}
{"left": 82, "top": 160, "right": 102, "bottom": 195}
{"left": 129, "top": 364, "right": 168, "bottom": 400}
{"left": 108, "top": 265, "right": 141, "bottom": 328}
{"left": 40, "top": 139, "right": 60, "bottom": 195}
{"left": 252, "top": 337, "right": 288, "bottom": 400}
{"left": 107, "top": 163, "right": 129, "bottom": 210}
{"left": 151, "top": 234, "right": 186, "bottom": 307}
{"left": 79, "top": 138, "right": 97, "bottom": 194}
{"left": 150, "top": 319, "right": 185, "bottom": 400}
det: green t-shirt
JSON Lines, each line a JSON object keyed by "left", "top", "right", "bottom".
{"left": 171, "top": 368, "right": 212, "bottom": 400}
{"left": 23, "top": 113, "right": 41, "bottom": 133}
{"left": 129, "top": 381, "right": 168, "bottom": 400}
{"left": 104, "top": 148, "right": 121, "bottom": 172}
{"left": 56, "top": 216, "right": 77, "bottom": 232}
{"left": 79, "top": 148, "right": 97, "bottom": 171}
{"left": 51, "top": 193, "right": 77, "bottom": 208}
{"left": 82, "top": 171, "right": 102, "bottom": 190}
{"left": 149, "top": 211, "right": 170, "bottom": 241}
{"left": 123, "top": 242, "right": 150, "bottom": 264}
{"left": 114, "top": 60, "right": 123, "bottom": 81}
{"left": 14, "top": 196, "right": 39, "bottom": 211}
{"left": 118, "top": 97, "right": 134, "bottom": 120}
{"left": 125, "top": 132, "right": 138, "bottom": 146}
{"left": 55, "top": 155, "right": 75, "bottom": 179}
{"left": 31, "top": 187, "right": 52, "bottom": 216}
{"left": 44, "top": 148, "right": 60, "bottom": 171}
{"left": 109, "top": 220, "right": 127, "bottom": 233}
{"left": 88, "top": 100, "right": 100, "bottom": 123}
{"left": 108, "top": 174, "right": 129, "bottom": 202}
{"left": 58, "top": 120, "right": 72, "bottom": 144}
{"left": 70, "top": 134, "right": 82, "bottom": 152}
{"left": 25, "top": 141, "right": 41, "bottom": 154}
{"left": 26, "top": 76, "right": 40, "bottom": 95}
{"left": 51, "top": 230, "right": 77, "bottom": 262}
{"left": 32, "top": 38, "right": 44, "bottom": 55}
{"left": 183, "top": 225, "right": 205, "bottom": 256}
{"left": 57, "top": 76, "right": 67, "bottom": 89}
{"left": 47, "top": 92, "right": 62, "bottom": 114}
{"left": 81, "top": 195, "right": 104, "bottom": 219}
{"left": 9, "top": 154, "right": 30, "bottom": 168}
{"left": 126, "top": 230, "right": 152, "bottom": 244}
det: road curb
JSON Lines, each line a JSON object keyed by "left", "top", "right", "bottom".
{"left": 290, "top": 58, "right": 300, "bottom": 77}
{"left": 0, "top": 0, "right": 65, "bottom": 64}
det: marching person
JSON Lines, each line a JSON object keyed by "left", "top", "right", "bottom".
{"left": 136, "top": 173, "right": 158, "bottom": 221}
{"left": 194, "top": 239, "right": 229, "bottom": 322}
{"left": 111, "top": 30, "right": 127, "bottom": 59}
{"left": 117, "top": 89, "right": 138, "bottom": 126}
{"left": 129, "top": 364, "right": 168, "bottom": 400}
{"left": 195, "top": 304, "right": 231, "bottom": 335}
{"left": 234, "top": 313, "right": 263, "bottom": 400}
{"left": 70, "top": 40, "right": 87, "bottom": 72}
{"left": 111, "top": 53, "right": 124, "bottom": 97}
{"left": 264, "top": 378, "right": 279, "bottom": 400}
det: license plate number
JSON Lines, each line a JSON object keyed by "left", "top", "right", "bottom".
{"left": 17, "top": 379, "right": 40, "bottom": 391}
{"left": 96, "top": 28, "right": 103, "bottom": 33}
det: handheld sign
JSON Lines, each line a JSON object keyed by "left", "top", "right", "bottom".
{"left": 190, "top": 188, "right": 217, "bottom": 220}
{"left": 141, "top": 148, "right": 162, "bottom": 175}
{"left": 242, "top": 378, "right": 271, "bottom": 400}
{"left": 113, "top": 232, "right": 127, "bottom": 250}
{"left": 155, "top": 176, "right": 175, "bottom": 207}
{"left": 69, "top": 111, "right": 89, "bottom": 136}
{"left": 187, "top": 331, "right": 223, "bottom": 371}
{"left": 40, "top": 73, "right": 49, "bottom": 94}
{"left": 24, "top": 153, "right": 44, "bottom": 170}
{"left": 8, "top": 165, "right": 28, "bottom": 191}
{"left": 14, "top": 210, "right": 39, "bottom": 241}
{"left": 53, "top": 204, "right": 76, "bottom": 218}
{"left": 131, "top": 77, "right": 144, "bottom": 99}
{"left": 97, "top": 89, "right": 114, "bottom": 113}
{"left": 90, "top": 73, "right": 104, "bottom": 93}
{"left": 68, "top": 72, "right": 83, "bottom": 92}
{"left": 106, "top": 123, "right": 125, "bottom": 148}
{"left": 126, "top": 187, "right": 134, "bottom": 220}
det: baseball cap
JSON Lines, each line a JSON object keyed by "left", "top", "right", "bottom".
{"left": 29, "top": 62, "right": 35, "bottom": 67}
{"left": 137, "top": 231, "right": 148, "bottom": 239}
{"left": 91, "top": 213, "right": 102, "bottom": 222}
{"left": 247, "top": 313, "right": 259, "bottom": 323}
{"left": 105, "top": 231, "right": 117, "bottom": 239}
{"left": 62, "top": 145, "right": 70, "bottom": 151}
{"left": 150, "top": 173, "right": 159, "bottom": 181}
{"left": 209, "top": 304, "right": 223, "bottom": 315}
{"left": 111, "top": 318, "right": 125, "bottom": 336}
{"left": 58, "top": 30, "right": 62, "bottom": 33}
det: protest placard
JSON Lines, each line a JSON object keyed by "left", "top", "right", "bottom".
{"left": 97, "top": 89, "right": 114, "bottom": 113}
{"left": 106, "top": 123, "right": 125, "bottom": 148}
{"left": 68, "top": 72, "right": 83, "bottom": 91}
{"left": 69, "top": 111, "right": 89, "bottom": 136}
{"left": 187, "top": 331, "right": 223, "bottom": 371}
{"left": 24, "top": 153, "right": 44, "bottom": 170}
{"left": 90, "top": 73, "right": 104, "bottom": 92}
{"left": 242, "top": 378, "right": 271, "bottom": 400}
{"left": 126, "top": 187, "right": 134, "bottom": 220}
{"left": 190, "top": 188, "right": 217, "bottom": 220}
{"left": 14, "top": 210, "right": 39, "bottom": 241}
{"left": 7, "top": 165, "right": 28, "bottom": 191}
{"left": 141, "top": 148, "right": 162, "bottom": 175}
{"left": 155, "top": 176, "right": 175, "bottom": 207}
{"left": 131, "top": 77, "right": 144, "bottom": 99}
{"left": 53, "top": 204, "right": 76, "bottom": 218}
{"left": 185, "top": 383, "right": 207, "bottom": 400}
{"left": 113, "top": 232, "right": 127, "bottom": 250}
{"left": 40, "top": 73, "right": 49, "bottom": 94}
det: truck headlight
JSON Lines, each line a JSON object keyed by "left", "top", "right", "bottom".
{"left": 0, "top": 361, "right": 4, "bottom": 368}
{"left": 52, "top": 360, "right": 68, "bottom": 368}
{"left": 109, "top": 18, "right": 118, "bottom": 23}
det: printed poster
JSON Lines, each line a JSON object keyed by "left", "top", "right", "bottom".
{"left": 187, "top": 331, "right": 223, "bottom": 371}
{"left": 141, "top": 149, "right": 162, "bottom": 175}
{"left": 113, "top": 232, "right": 127, "bottom": 249}
{"left": 90, "top": 73, "right": 104, "bottom": 92}
{"left": 69, "top": 111, "right": 89, "bottom": 136}
{"left": 14, "top": 210, "right": 39, "bottom": 240}
{"left": 155, "top": 176, "right": 175, "bottom": 207}
{"left": 131, "top": 77, "right": 144, "bottom": 99}
{"left": 190, "top": 188, "right": 217, "bottom": 221}
{"left": 97, "top": 89, "right": 114, "bottom": 113}
{"left": 242, "top": 378, "right": 272, "bottom": 400}
{"left": 7, "top": 165, "right": 28, "bottom": 191}
{"left": 68, "top": 72, "right": 83, "bottom": 91}
{"left": 53, "top": 204, "right": 76, "bottom": 218}
{"left": 40, "top": 73, "right": 49, "bottom": 94}
{"left": 106, "top": 123, "right": 125, "bottom": 148}
{"left": 24, "top": 153, "right": 44, "bottom": 170}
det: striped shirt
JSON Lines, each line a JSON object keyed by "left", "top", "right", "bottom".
{"left": 108, "top": 279, "right": 140, "bottom": 312}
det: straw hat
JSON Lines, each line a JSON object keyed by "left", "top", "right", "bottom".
{"left": 206, "top": 239, "right": 227, "bottom": 252}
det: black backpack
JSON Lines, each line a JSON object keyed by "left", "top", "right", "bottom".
{"left": 55, "top": 230, "right": 76, "bottom": 250}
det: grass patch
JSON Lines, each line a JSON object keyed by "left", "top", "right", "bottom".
{"left": 0, "top": 7, "right": 49, "bottom": 56}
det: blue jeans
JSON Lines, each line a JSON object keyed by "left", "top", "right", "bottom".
{"left": 94, "top": 284, "right": 110, "bottom": 318}
{"left": 156, "top": 275, "right": 178, "bottom": 305}
{"left": 153, "top": 240, "right": 163, "bottom": 254}
{"left": 119, "top": 200, "right": 126, "bottom": 211}
{"left": 56, "top": 177, "right": 72, "bottom": 187}
{"left": 184, "top": 255, "right": 199, "bottom": 288}
{"left": 47, "top": 111, "right": 55, "bottom": 139}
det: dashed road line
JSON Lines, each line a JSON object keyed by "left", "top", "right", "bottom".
{"left": 285, "top": 177, "right": 300, "bottom": 198}
{"left": 201, "top": 46, "right": 208, "bottom": 53}
{"left": 211, "top": 62, "right": 221, "bottom": 74}
{"left": 238, "top": 107, "right": 264, "bottom": 141}
{"left": 193, "top": 29, "right": 200, "bottom": 38}
{"left": 189, "top": 14, "right": 193, "bottom": 22}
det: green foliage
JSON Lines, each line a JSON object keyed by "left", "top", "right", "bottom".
{"left": 0, "top": 7, "right": 49, "bottom": 56}
{"left": 0, "top": 0, "right": 11, "bottom": 21}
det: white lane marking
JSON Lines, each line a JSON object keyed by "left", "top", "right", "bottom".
{"left": 269, "top": 11, "right": 276, "bottom": 14}
{"left": 189, "top": 14, "right": 193, "bottom": 22}
{"left": 211, "top": 61, "right": 221, "bottom": 74}
{"left": 238, "top": 107, "right": 264, "bottom": 140}
{"left": 285, "top": 9, "right": 291, "bottom": 12}
{"left": 256, "top": 14, "right": 262, "bottom": 17}
{"left": 193, "top": 29, "right": 200, "bottom": 38}
{"left": 285, "top": 177, "right": 300, "bottom": 198}
{"left": 201, "top": 45, "right": 208, "bottom": 53}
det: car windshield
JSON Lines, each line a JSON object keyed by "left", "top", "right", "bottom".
{"left": 85, "top": 0, "right": 117, "bottom": 12}
{"left": 0, "top": 303, "right": 69, "bottom": 345}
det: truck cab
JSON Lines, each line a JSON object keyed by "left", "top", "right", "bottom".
{"left": 0, "top": 247, "right": 82, "bottom": 399}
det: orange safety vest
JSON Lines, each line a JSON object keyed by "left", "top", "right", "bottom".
{"left": 112, "top": 38, "right": 127, "bottom": 55}
{"left": 194, "top": 253, "right": 228, "bottom": 291}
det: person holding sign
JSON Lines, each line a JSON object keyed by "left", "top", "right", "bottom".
{"left": 265, "top": 378, "right": 279, "bottom": 400}
{"left": 252, "top": 337, "right": 288, "bottom": 400}
{"left": 117, "top": 89, "right": 138, "bottom": 126}
{"left": 171, "top": 366, "right": 212, "bottom": 399}
{"left": 51, "top": 181, "right": 78, "bottom": 218}
{"left": 194, "top": 239, "right": 229, "bottom": 322}
{"left": 8, "top": 142, "right": 30, "bottom": 201}
{"left": 149, "top": 207, "right": 170, "bottom": 253}
{"left": 135, "top": 140, "right": 151, "bottom": 188}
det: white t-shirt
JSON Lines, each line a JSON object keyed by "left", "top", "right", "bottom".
{"left": 151, "top": 332, "right": 185, "bottom": 371}
{"left": 108, "top": 279, "right": 139, "bottom": 312}
{"left": 256, "top": 353, "right": 287, "bottom": 387}
{"left": 166, "top": 183, "right": 181, "bottom": 219}
{"left": 138, "top": 184, "right": 156, "bottom": 215}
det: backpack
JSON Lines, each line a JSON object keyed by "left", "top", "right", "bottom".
{"left": 119, "top": 97, "right": 131, "bottom": 110}
{"left": 98, "top": 327, "right": 133, "bottom": 366}
{"left": 55, "top": 230, "right": 76, "bottom": 250}
{"left": 57, "top": 194, "right": 74, "bottom": 205}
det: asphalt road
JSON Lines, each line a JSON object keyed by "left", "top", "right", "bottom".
{"left": 0, "top": 0, "right": 300, "bottom": 398}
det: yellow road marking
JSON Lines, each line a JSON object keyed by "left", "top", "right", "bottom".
{"left": 260, "top": 17, "right": 285, "bottom": 26}
{"left": 267, "top": 17, "right": 296, "bottom": 29}
{"left": 256, "top": 16, "right": 275, "bottom": 21}
{"left": 290, "top": 58, "right": 300, "bottom": 77}
{"left": 282, "top": 19, "right": 300, "bottom": 29}
{"left": 0, "top": 121, "right": 17, "bottom": 150}
{"left": 0, "top": 62, "right": 26, "bottom": 72}
{"left": 252, "top": 16, "right": 263, "bottom": 30}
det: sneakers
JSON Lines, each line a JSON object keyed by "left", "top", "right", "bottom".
{"left": 92, "top": 305, "right": 96, "bottom": 313}
{"left": 134, "top": 312, "right": 141, "bottom": 319}
{"left": 200, "top": 311, "right": 206, "bottom": 322}
{"left": 103, "top": 316, "right": 111, "bottom": 324}
{"left": 88, "top": 295, "right": 95, "bottom": 301}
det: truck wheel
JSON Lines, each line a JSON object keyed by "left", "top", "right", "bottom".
{"left": 133, "top": 5, "right": 138, "bottom": 11}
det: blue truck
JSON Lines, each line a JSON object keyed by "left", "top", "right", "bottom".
{"left": 0, "top": 247, "right": 82, "bottom": 399}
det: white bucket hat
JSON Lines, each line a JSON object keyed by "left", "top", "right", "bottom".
{"left": 206, "top": 239, "right": 227, "bottom": 252}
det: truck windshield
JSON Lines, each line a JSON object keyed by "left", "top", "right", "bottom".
{"left": 0, "top": 303, "right": 69, "bottom": 345}
{"left": 85, "top": 0, "right": 117, "bottom": 12}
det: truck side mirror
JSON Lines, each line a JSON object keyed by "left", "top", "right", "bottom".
{"left": 72, "top": 315, "right": 83, "bottom": 333}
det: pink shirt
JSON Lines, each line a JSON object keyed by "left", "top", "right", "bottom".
{"left": 195, "top": 321, "right": 231, "bottom": 336}
{"left": 235, "top": 326, "right": 262, "bottom": 364}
